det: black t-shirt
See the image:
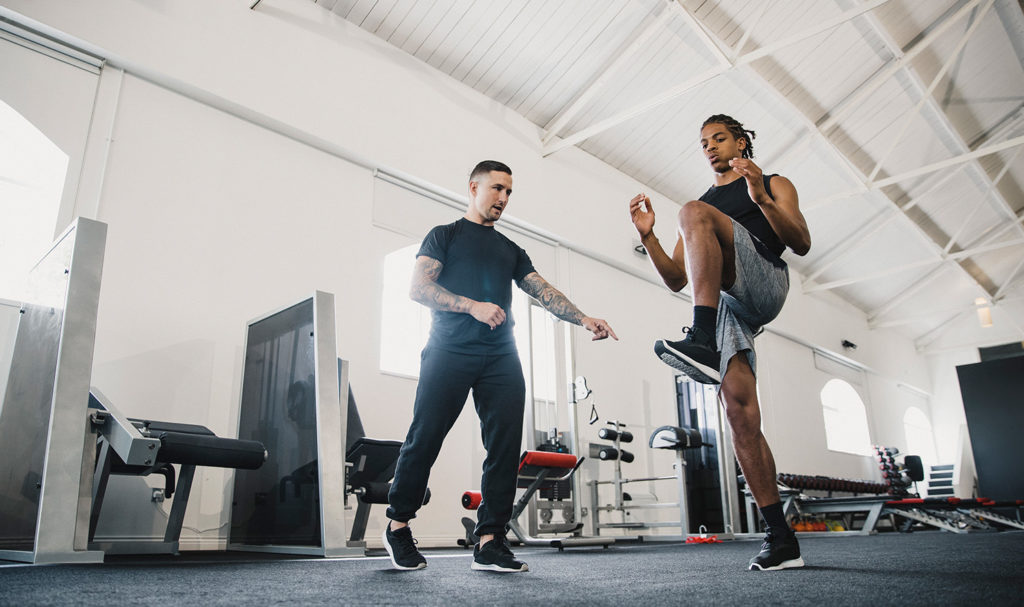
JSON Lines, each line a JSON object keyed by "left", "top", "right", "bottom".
{"left": 699, "top": 174, "right": 787, "bottom": 267}
{"left": 417, "top": 218, "right": 536, "bottom": 354}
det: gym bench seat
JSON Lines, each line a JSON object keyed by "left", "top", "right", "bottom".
{"left": 88, "top": 389, "right": 267, "bottom": 555}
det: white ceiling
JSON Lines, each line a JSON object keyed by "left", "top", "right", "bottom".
{"left": 310, "top": 0, "right": 1024, "bottom": 354}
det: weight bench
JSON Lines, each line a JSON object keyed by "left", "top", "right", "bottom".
{"left": 883, "top": 497, "right": 1024, "bottom": 532}
{"left": 88, "top": 388, "right": 267, "bottom": 554}
{"left": 648, "top": 425, "right": 704, "bottom": 537}
{"left": 345, "top": 437, "right": 430, "bottom": 546}
{"left": 462, "top": 450, "right": 613, "bottom": 550}
{"left": 277, "top": 384, "right": 430, "bottom": 549}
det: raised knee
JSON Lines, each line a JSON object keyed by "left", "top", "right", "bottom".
{"left": 678, "top": 200, "right": 712, "bottom": 226}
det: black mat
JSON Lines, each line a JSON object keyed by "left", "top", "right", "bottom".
{"left": 2, "top": 531, "right": 1022, "bottom": 606}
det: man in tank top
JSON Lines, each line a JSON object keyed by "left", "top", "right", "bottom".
{"left": 628, "top": 115, "right": 811, "bottom": 570}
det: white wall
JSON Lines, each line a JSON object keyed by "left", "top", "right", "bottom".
{"left": 0, "top": 0, "right": 964, "bottom": 547}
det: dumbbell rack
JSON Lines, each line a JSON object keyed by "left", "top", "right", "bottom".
{"left": 588, "top": 421, "right": 689, "bottom": 539}
{"left": 875, "top": 446, "right": 914, "bottom": 495}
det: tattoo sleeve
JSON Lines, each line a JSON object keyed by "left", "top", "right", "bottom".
{"left": 517, "top": 272, "right": 584, "bottom": 325}
{"left": 410, "top": 256, "right": 473, "bottom": 313}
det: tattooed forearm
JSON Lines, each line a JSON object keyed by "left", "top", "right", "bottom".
{"left": 517, "top": 272, "right": 584, "bottom": 325}
{"left": 410, "top": 257, "right": 473, "bottom": 313}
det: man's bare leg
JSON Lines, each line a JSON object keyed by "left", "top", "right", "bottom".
{"left": 720, "top": 354, "right": 803, "bottom": 570}
{"left": 653, "top": 201, "right": 739, "bottom": 383}
{"left": 719, "top": 354, "right": 780, "bottom": 507}
{"left": 677, "top": 200, "right": 737, "bottom": 308}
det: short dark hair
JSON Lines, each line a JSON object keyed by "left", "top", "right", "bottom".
{"left": 470, "top": 160, "right": 512, "bottom": 181}
{"left": 702, "top": 114, "right": 756, "bottom": 159}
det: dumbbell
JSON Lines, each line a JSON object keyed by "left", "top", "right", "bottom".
{"left": 597, "top": 447, "right": 635, "bottom": 463}
{"left": 462, "top": 490, "right": 482, "bottom": 510}
{"left": 598, "top": 428, "right": 634, "bottom": 443}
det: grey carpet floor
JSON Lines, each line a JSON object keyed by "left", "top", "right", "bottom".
{"left": 2, "top": 530, "right": 1022, "bottom": 606}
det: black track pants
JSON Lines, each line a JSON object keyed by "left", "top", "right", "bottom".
{"left": 386, "top": 345, "right": 525, "bottom": 537}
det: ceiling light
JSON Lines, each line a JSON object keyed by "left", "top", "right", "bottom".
{"left": 975, "top": 297, "right": 992, "bottom": 328}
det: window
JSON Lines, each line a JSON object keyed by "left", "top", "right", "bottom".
{"left": 903, "top": 407, "right": 938, "bottom": 467}
{"left": 0, "top": 100, "right": 68, "bottom": 301}
{"left": 379, "top": 244, "right": 432, "bottom": 377}
{"left": 378, "top": 242, "right": 555, "bottom": 403}
{"left": 528, "top": 304, "right": 558, "bottom": 404}
{"left": 820, "top": 378, "right": 872, "bottom": 456}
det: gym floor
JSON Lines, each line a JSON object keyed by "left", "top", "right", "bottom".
{"left": 2, "top": 530, "right": 1022, "bottom": 605}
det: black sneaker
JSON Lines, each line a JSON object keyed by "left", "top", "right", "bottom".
{"left": 654, "top": 326, "right": 721, "bottom": 384}
{"left": 471, "top": 536, "right": 529, "bottom": 573}
{"left": 748, "top": 530, "right": 804, "bottom": 571}
{"left": 382, "top": 524, "right": 426, "bottom": 570}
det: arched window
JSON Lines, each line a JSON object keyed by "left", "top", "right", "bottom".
{"left": 0, "top": 100, "right": 68, "bottom": 301}
{"left": 903, "top": 407, "right": 938, "bottom": 467}
{"left": 820, "top": 378, "right": 872, "bottom": 456}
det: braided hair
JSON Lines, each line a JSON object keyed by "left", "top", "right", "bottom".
{"left": 702, "top": 114, "right": 756, "bottom": 159}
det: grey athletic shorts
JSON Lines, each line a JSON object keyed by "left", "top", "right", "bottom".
{"left": 716, "top": 219, "right": 789, "bottom": 380}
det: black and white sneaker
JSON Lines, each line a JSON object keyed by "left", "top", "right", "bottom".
{"left": 471, "top": 536, "right": 529, "bottom": 573}
{"left": 654, "top": 326, "right": 721, "bottom": 384}
{"left": 382, "top": 524, "right": 426, "bottom": 570}
{"left": 748, "top": 530, "right": 804, "bottom": 571}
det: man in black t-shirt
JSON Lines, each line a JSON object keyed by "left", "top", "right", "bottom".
{"left": 382, "top": 160, "right": 617, "bottom": 573}
{"left": 628, "top": 115, "right": 811, "bottom": 570}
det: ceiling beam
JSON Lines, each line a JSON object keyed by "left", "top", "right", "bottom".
{"left": 729, "top": 0, "right": 771, "bottom": 61}
{"left": 803, "top": 210, "right": 898, "bottom": 283}
{"left": 728, "top": 0, "right": 893, "bottom": 65}
{"left": 868, "top": 205, "right": 1024, "bottom": 320}
{"left": 870, "top": 134, "right": 1024, "bottom": 188}
{"left": 669, "top": 0, "right": 730, "bottom": 67}
{"left": 747, "top": 1, "right": 1019, "bottom": 314}
{"left": 913, "top": 307, "right": 974, "bottom": 350}
{"left": 796, "top": 128, "right": 1022, "bottom": 214}
{"left": 865, "top": 0, "right": 995, "bottom": 182}
{"left": 536, "top": 0, "right": 1018, "bottom": 352}
{"left": 665, "top": 2, "right": 1019, "bottom": 319}
{"left": 857, "top": 4, "right": 1024, "bottom": 250}
{"left": 801, "top": 161, "right": 969, "bottom": 276}
{"left": 869, "top": 296, "right": 1024, "bottom": 329}
{"left": 817, "top": 0, "right": 984, "bottom": 133}
{"left": 993, "top": 255, "right": 1024, "bottom": 300}
{"left": 914, "top": 290, "right": 1024, "bottom": 352}
{"left": 540, "top": 2, "right": 675, "bottom": 146}
{"left": 867, "top": 264, "right": 951, "bottom": 321}
{"left": 943, "top": 145, "right": 1023, "bottom": 253}
{"left": 541, "top": 0, "right": 892, "bottom": 156}
{"left": 692, "top": 0, "right": 1022, "bottom": 352}
{"left": 802, "top": 237, "right": 1024, "bottom": 294}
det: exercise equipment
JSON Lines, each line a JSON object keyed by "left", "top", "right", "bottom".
{"left": 597, "top": 446, "right": 635, "bottom": 463}
{"left": 776, "top": 473, "right": 887, "bottom": 496}
{"left": 0, "top": 219, "right": 108, "bottom": 564}
{"left": 343, "top": 391, "right": 431, "bottom": 548}
{"left": 874, "top": 446, "right": 921, "bottom": 494}
{"left": 461, "top": 450, "right": 613, "bottom": 550}
{"left": 598, "top": 427, "right": 633, "bottom": 443}
{"left": 675, "top": 376, "right": 742, "bottom": 537}
{"left": 745, "top": 464, "right": 1024, "bottom": 535}
{"left": 87, "top": 389, "right": 267, "bottom": 554}
{"left": 230, "top": 293, "right": 419, "bottom": 557}
{"left": 589, "top": 424, "right": 704, "bottom": 539}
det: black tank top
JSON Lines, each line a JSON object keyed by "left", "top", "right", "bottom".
{"left": 699, "top": 174, "right": 787, "bottom": 267}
